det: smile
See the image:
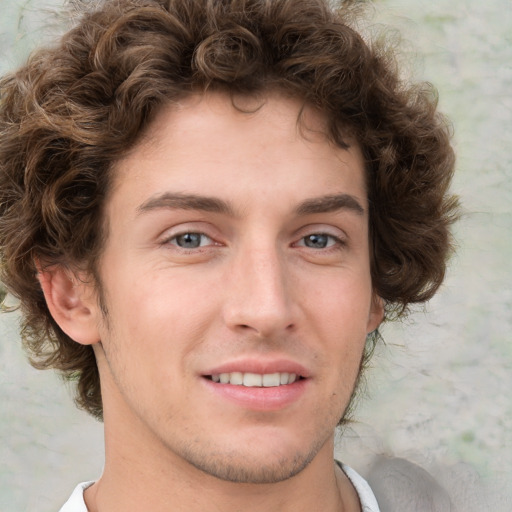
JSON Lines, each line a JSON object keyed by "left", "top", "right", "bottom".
{"left": 202, "top": 366, "right": 309, "bottom": 410}
{"left": 209, "top": 372, "right": 299, "bottom": 387}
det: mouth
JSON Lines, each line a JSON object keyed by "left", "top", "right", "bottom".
{"left": 205, "top": 372, "right": 303, "bottom": 387}
{"left": 201, "top": 364, "right": 309, "bottom": 410}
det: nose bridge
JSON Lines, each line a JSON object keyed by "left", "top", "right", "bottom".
{"left": 223, "top": 235, "right": 295, "bottom": 336}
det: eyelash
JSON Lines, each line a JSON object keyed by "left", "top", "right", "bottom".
{"left": 163, "top": 232, "right": 215, "bottom": 250}
{"left": 162, "top": 231, "right": 346, "bottom": 252}
{"left": 294, "top": 233, "right": 346, "bottom": 250}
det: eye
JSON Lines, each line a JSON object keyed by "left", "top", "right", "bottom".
{"left": 298, "top": 233, "right": 340, "bottom": 249}
{"left": 169, "top": 232, "right": 213, "bottom": 249}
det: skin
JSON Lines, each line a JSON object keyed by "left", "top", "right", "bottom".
{"left": 41, "top": 92, "right": 383, "bottom": 511}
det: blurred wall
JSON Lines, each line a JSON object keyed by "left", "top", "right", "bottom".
{"left": 1, "top": 0, "right": 511, "bottom": 510}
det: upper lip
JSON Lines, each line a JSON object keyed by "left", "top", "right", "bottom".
{"left": 203, "top": 358, "right": 311, "bottom": 378}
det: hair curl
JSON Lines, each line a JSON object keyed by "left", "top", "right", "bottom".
{"left": 0, "top": 0, "right": 458, "bottom": 419}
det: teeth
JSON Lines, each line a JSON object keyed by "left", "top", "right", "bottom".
{"left": 262, "top": 373, "right": 280, "bottom": 387}
{"left": 211, "top": 372, "right": 300, "bottom": 387}
{"left": 230, "top": 372, "right": 243, "bottom": 385}
{"left": 243, "top": 373, "right": 262, "bottom": 387}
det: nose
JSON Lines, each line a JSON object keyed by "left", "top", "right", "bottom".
{"left": 222, "top": 243, "right": 297, "bottom": 338}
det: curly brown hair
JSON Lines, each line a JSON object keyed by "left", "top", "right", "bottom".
{"left": 0, "top": 0, "right": 458, "bottom": 419}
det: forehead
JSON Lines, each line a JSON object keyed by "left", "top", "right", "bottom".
{"left": 120, "top": 90, "right": 359, "bottom": 162}
{"left": 108, "top": 91, "right": 367, "bottom": 213}
{"left": 128, "top": 94, "right": 321, "bottom": 164}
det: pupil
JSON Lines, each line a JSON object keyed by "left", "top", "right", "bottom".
{"left": 177, "top": 233, "right": 201, "bottom": 248}
{"left": 306, "top": 234, "right": 328, "bottom": 248}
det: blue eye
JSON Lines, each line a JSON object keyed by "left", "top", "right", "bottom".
{"left": 170, "top": 233, "right": 212, "bottom": 249}
{"left": 301, "top": 234, "right": 338, "bottom": 249}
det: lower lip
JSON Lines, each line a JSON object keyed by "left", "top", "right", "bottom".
{"left": 202, "top": 378, "right": 308, "bottom": 411}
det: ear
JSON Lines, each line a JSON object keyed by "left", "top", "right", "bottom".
{"left": 367, "top": 294, "right": 384, "bottom": 334}
{"left": 37, "top": 264, "right": 101, "bottom": 345}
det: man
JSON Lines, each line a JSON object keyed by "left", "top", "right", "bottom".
{"left": 0, "top": 0, "right": 457, "bottom": 510}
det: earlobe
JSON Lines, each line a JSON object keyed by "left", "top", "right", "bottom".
{"left": 36, "top": 264, "right": 101, "bottom": 345}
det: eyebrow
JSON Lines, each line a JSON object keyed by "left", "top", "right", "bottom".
{"left": 137, "top": 192, "right": 235, "bottom": 216}
{"left": 295, "top": 194, "right": 365, "bottom": 216}
{"left": 136, "top": 192, "right": 365, "bottom": 217}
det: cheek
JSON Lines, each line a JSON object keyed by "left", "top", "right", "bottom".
{"left": 105, "top": 270, "right": 220, "bottom": 357}
{"left": 302, "top": 272, "right": 373, "bottom": 332}
{"left": 301, "top": 274, "right": 372, "bottom": 386}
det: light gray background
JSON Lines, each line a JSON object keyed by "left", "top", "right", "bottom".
{"left": 1, "top": 0, "right": 511, "bottom": 510}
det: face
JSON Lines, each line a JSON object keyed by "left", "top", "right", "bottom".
{"left": 85, "top": 92, "right": 382, "bottom": 484}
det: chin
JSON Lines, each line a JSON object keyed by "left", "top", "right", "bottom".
{"left": 171, "top": 429, "right": 329, "bottom": 484}
{"left": 186, "top": 451, "right": 317, "bottom": 484}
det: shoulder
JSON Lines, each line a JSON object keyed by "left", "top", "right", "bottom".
{"left": 58, "top": 481, "right": 94, "bottom": 512}
{"left": 366, "top": 456, "right": 453, "bottom": 511}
